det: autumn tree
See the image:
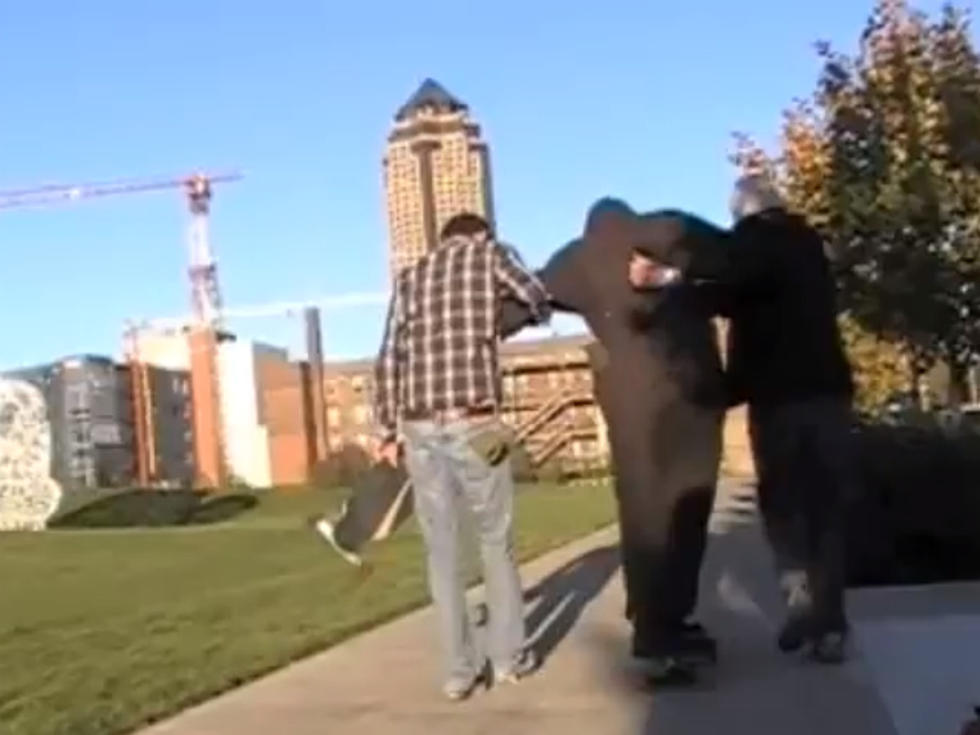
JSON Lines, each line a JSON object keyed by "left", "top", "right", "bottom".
{"left": 732, "top": 0, "right": 980, "bottom": 409}
{"left": 838, "top": 314, "right": 912, "bottom": 414}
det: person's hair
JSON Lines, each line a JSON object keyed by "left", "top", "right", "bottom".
{"left": 440, "top": 212, "right": 492, "bottom": 240}
{"left": 730, "top": 174, "right": 785, "bottom": 221}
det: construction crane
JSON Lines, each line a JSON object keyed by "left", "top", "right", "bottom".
{"left": 0, "top": 172, "right": 240, "bottom": 327}
{"left": 2, "top": 172, "right": 241, "bottom": 488}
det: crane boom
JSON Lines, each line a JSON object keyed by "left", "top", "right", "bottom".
{"left": 0, "top": 172, "right": 242, "bottom": 211}
{"left": 132, "top": 291, "right": 388, "bottom": 331}
{"left": 3, "top": 169, "right": 241, "bottom": 490}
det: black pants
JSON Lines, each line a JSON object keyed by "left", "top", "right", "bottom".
{"left": 601, "top": 387, "right": 722, "bottom": 648}
{"left": 749, "top": 397, "right": 853, "bottom": 632}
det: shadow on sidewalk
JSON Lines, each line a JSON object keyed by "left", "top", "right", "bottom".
{"left": 523, "top": 544, "right": 622, "bottom": 664}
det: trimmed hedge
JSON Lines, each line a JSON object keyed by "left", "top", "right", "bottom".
{"left": 50, "top": 489, "right": 258, "bottom": 529}
{"left": 847, "top": 420, "right": 980, "bottom": 586}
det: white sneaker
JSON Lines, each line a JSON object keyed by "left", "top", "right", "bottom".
{"left": 313, "top": 518, "right": 362, "bottom": 567}
{"left": 443, "top": 663, "right": 489, "bottom": 702}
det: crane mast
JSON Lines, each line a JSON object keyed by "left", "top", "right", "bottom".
{"left": 185, "top": 175, "right": 223, "bottom": 327}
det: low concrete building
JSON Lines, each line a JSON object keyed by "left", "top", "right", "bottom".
{"left": 216, "top": 340, "right": 274, "bottom": 488}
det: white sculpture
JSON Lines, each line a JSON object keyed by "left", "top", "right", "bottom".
{"left": 0, "top": 378, "right": 62, "bottom": 530}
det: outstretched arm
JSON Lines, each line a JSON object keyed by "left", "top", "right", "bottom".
{"left": 499, "top": 240, "right": 588, "bottom": 338}
{"left": 500, "top": 295, "right": 536, "bottom": 338}
{"left": 539, "top": 239, "right": 588, "bottom": 312}
{"left": 494, "top": 242, "right": 551, "bottom": 322}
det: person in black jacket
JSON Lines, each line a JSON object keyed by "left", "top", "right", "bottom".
{"left": 630, "top": 174, "right": 855, "bottom": 664}
{"left": 501, "top": 198, "right": 727, "bottom": 684}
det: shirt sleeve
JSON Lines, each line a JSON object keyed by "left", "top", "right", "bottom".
{"left": 499, "top": 295, "right": 536, "bottom": 339}
{"left": 493, "top": 242, "right": 552, "bottom": 322}
{"left": 373, "top": 280, "right": 404, "bottom": 442}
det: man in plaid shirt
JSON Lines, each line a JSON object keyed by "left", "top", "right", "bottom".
{"left": 374, "top": 212, "right": 550, "bottom": 701}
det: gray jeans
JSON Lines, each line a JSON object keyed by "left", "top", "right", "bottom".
{"left": 402, "top": 418, "right": 526, "bottom": 685}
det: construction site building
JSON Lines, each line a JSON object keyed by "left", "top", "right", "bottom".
{"left": 131, "top": 329, "right": 317, "bottom": 489}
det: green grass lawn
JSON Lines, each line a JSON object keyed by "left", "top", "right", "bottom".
{"left": 0, "top": 482, "right": 616, "bottom": 735}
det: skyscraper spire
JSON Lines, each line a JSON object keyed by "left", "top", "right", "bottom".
{"left": 383, "top": 80, "right": 495, "bottom": 279}
{"left": 394, "top": 79, "right": 468, "bottom": 122}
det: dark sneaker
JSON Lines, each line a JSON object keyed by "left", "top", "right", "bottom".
{"left": 777, "top": 607, "right": 814, "bottom": 653}
{"left": 777, "top": 577, "right": 815, "bottom": 653}
{"left": 678, "top": 623, "right": 718, "bottom": 665}
{"left": 643, "top": 656, "right": 699, "bottom": 687}
{"left": 634, "top": 624, "right": 718, "bottom": 666}
{"left": 681, "top": 620, "right": 706, "bottom": 636}
{"left": 808, "top": 629, "right": 848, "bottom": 664}
{"left": 494, "top": 649, "right": 538, "bottom": 685}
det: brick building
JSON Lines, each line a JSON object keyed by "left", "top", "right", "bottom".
{"left": 315, "top": 334, "right": 608, "bottom": 475}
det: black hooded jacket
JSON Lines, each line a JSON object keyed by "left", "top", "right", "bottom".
{"left": 632, "top": 207, "right": 853, "bottom": 406}
{"left": 501, "top": 199, "right": 726, "bottom": 410}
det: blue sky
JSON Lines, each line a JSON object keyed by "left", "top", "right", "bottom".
{"left": 0, "top": 0, "right": 961, "bottom": 369}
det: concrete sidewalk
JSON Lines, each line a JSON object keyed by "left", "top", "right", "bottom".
{"left": 140, "top": 481, "right": 929, "bottom": 735}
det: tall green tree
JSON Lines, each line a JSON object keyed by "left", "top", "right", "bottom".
{"left": 733, "top": 0, "right": 980, "bottom": 407}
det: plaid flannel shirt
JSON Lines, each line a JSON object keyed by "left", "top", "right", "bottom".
{"left": 374, "top": 234, "right": 551, "bottom": 441}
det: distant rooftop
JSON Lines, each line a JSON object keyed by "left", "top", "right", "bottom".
{"left": 500, "top": 333, "right": 593, "bottom": 356}
{"left": 4, "top": 353, "right": 115, "bottom": 376}
{"left": 394, "top": 78, "right": 468, "bottom": 122}
{"left": 322, "top": 333, "right": 594, "bottom": 374}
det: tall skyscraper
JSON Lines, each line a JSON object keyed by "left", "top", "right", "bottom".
{"left": 383, "top": 79, "right": 496, "bottom": 277}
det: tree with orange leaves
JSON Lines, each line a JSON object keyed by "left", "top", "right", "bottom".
{"left": 731, "top": 0, "right": 980, "bottom": 411}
